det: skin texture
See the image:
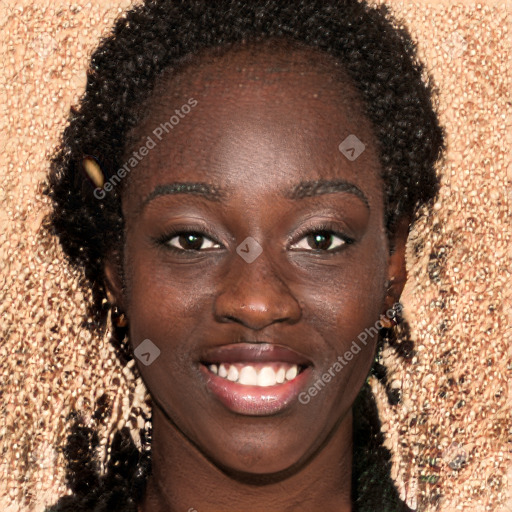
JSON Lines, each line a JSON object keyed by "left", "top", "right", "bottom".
{"left": 105, "top": 42, "right": 408, "bottom": 512}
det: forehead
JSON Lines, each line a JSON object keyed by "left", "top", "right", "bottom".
{"left": 123, "top": 41, "right": 383, "bottom": 213}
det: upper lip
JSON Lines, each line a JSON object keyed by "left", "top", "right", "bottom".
{"left": 200, "top": 342, "right": 313, "bottom": 366}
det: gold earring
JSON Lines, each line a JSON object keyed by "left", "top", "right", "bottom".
{"left": 112, "top": 305, "right": 128, "bottom": 328}
{"left": 379, "top": 301, "right": 403, "bottom": 328}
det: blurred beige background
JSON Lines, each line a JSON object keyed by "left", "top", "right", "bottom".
{"left": 0, "top": 0, "right": 510, "bottom": 511}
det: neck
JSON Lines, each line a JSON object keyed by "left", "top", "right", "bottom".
{"left": 139, "top": 406, "right": 353, "bottom": 512}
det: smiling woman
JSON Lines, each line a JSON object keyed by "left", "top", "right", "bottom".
{"left": 43, "top": 1, "right": 445, "bottom": 511}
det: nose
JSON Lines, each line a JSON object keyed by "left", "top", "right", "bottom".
{"left": 213, "top": 245, "right": 302, "bottom": 330}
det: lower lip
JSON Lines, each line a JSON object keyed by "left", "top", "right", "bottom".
{"left": 200, "top": 365, "right": 312, "bottom": 416}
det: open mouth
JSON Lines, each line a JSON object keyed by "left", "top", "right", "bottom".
{"left": 199, "top": 343, "right": 313, "bottom": 415}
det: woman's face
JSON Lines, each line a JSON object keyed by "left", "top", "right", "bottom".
{"left": 106, "top": 44, "right": 406, "bottom": 475}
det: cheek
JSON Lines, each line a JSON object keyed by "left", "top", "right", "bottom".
{"left": 121, "top": 237, "right": 214, "bottom": 374}
{"left": 126, "top": 259, "right": 210, "bottom": 338}
{"left": 298, "top": 241, "right": 388, "bottom": 392}
{"left": 122, "top": 251, "right": 215, "bottom": 430}
{"left": 301, "top": 247, "right": 388, "bottom": 340}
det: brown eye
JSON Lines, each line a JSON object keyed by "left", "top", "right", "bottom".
{"left": 165, "top": 232, "right": 220, "bottom": 252}
{"left": 290, "top": 226, "right": 353, "bottom": 253}
{"left": 306, "top": 232, "right": 338, "bottom": 251}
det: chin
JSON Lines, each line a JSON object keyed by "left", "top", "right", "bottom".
{"left": 213, "top": 440, "right": 308, "bottom": 477}
{"left": 191, "top": 413, "right": 333, "bottom": 478}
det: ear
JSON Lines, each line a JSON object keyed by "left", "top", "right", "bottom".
{"left": 383, "top": 216, "right": 410, "bottom": 311}
{"left": 103, "top": 251, "right": 125, "bottom": 309}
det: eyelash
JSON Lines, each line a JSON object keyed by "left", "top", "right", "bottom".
{"left": 156, "top": 222, "right": 355, "bottom": 255}
{"left": 291, "top": 222, "right": 355, "bottom": 253}
{"left": 155, "top": 224, "right": 220, "bottom": 254}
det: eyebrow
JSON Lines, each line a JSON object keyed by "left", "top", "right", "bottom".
{"left": 286, "top": 179, "right": 369, "bottom": 208}
{"left": 141, "top": 178, "right": 369, "bottom": 210}
{"left": 142, "top": 182, "right": 226, "bottom": 208}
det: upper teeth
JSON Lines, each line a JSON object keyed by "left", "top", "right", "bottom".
{"left": 208, "top": 363, "right": 300, "bottom": 386}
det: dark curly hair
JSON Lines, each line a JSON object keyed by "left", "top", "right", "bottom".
{"left": 43, "top": 0, "right": 445, "bottom": 511}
